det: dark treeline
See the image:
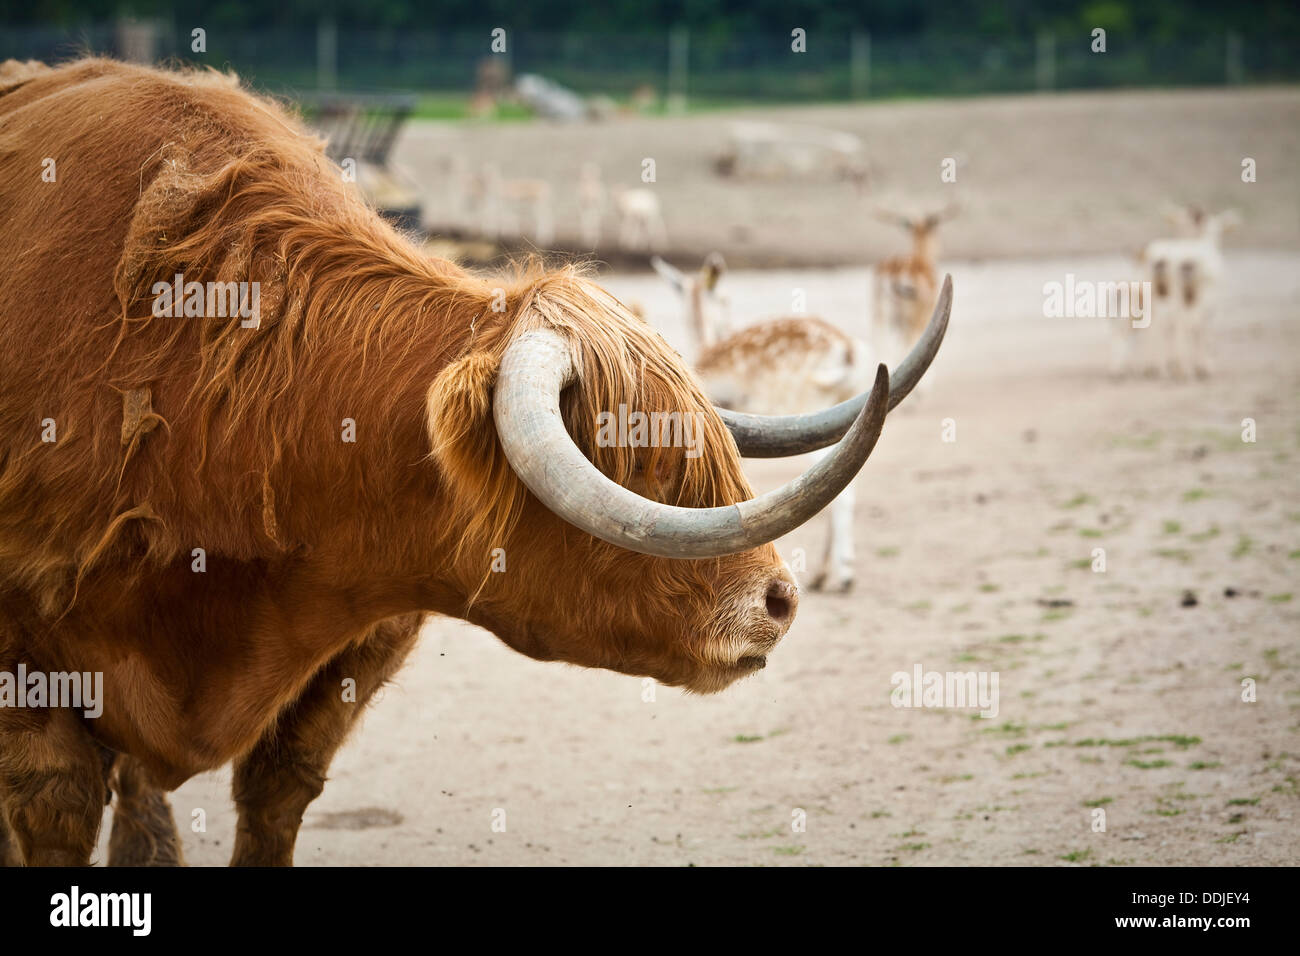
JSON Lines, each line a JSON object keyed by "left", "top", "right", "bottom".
{"left": 3, "top": 0, "right": 1298, "bottom": 36}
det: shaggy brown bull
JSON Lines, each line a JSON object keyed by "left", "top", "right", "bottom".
{"left": 0, "top": 58, "right": 950, "bottom": 866}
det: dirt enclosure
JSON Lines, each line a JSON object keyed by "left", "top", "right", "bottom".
{"left": 100, "top": 87, "right": 1299, "bottom": 866}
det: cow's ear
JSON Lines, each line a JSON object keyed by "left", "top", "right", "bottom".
{"left": 426, "top": 348, "right": 506, "bottom": 501}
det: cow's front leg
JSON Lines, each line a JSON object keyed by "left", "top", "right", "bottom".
{"left": 0, "top": 704, "right": 106, "bottom": 866}
{"left": 230, "top": 613, "right": 422, "bottom": 866}
{"left": 107, "top": 753, "right": 183, "bottom": 866}
{"left": 0, "top": 804, "right": 20, "bottom": 865}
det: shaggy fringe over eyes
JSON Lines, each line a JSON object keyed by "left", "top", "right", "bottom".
{"left": 427, "top": 265, "right": 759, "bottom": 607}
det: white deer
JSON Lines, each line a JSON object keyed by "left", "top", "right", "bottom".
{"left": 614, "top": 187, "right": 668, "bottom": 251}
{"left": 1120, "top": 205, "right": 1239, "bottom": 379}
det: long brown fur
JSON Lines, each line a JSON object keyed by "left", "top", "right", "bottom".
{"left": 0, "top": 58, "right": 789, "bottom": 864}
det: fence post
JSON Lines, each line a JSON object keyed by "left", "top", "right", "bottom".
{"left": 317, "top": 18, "right": 337, "bottom": 90}
{"left": 1036, "top": 31, "right": 1056, "bottom": 91}
{"left": 668, "top": 27, "right": 689, "bottom": 114}
{"left": 850, "top": 31, "right": 870, "bottom": 99}
{"left": 1226, "top": 32, "right": 1243, "bottom": 85}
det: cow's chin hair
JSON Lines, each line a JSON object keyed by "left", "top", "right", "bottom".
{"left": 677, "top": 604, "right": 784, "bottom": 695}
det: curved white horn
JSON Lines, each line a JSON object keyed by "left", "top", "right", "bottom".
{"left": 493, "top": 330, "right": 890, "bottom": 558}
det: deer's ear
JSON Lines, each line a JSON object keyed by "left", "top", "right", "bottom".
{"left": 701, "top": 252, "right": 726, "bottom": 290}
{"left": 650, "top": 256, "right": 687, "bottom": 294}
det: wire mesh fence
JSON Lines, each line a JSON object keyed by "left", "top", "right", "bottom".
{"left": 2, "top": 23, "right": 1296, "bottom": 102}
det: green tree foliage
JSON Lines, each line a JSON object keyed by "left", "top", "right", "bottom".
{"left": 3, "top": 0, "right": 1297, "bottom": 35}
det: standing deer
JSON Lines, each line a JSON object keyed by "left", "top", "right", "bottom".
{"left": 1130, "top": 205, "right": 1240, "bottom": 379}
{"left": 872, "top": 205, "right": 959, "bottom": 369}
{"left": 653, "top": 254, "right": 951, "bottom": 592}
{"left": 577, "top": 163, "right": 606, "bottom": 250}
{"left": 471, "top": 164, "right": 555, "bottom": 246}
{"left": 613, "top": 186, "right": 668, "bottom": 251}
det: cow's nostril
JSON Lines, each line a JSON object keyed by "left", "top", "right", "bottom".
{"left": 765, "top": 580, "right": 796, "bottom": 622}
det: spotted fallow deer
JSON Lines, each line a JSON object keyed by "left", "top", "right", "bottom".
{"left": 653, "top": 254, "right": 950, "bottom": 593}
{"left": 871, "top": 204, "right": 958, "bottom": 369}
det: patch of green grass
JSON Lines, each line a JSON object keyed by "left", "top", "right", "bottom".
{"left": 1232, "top": 535, "right": 1253, "bottom": 558}
{"left": 888, "top": 734, "right": 911, "bottom": 745}
{"left": 732, "top": 734, "right": 764, "bottom": 744}
{"left": 998, "top": 634, "right": 1029, "bottom": 644}
{"left": 410, "top": 93, "right": 535, "bottom": 121}
{"left": 1006, "top": 744, "right": 1032, "bottom": 756}
{"left": 1042, "top": 609, "right": 1072, "bottom": 622}
{"left": 1154, "top": 548, "right": 1192, "bottom": 563}
{"left": 870, "top": 810, "right": 892, "bottom": 819}
{"left": 1226, "top": 797, "right": 1260, "bottom": 806}
{"left": 1127, "top": 758, "right": 1174, "bottom": 769}
{"left": 1188, "top": 761, "right": 1222, "bottom": 770}
{"left": 904, "top": 600, "right": 932, "bottom": 613}
{"left": 983, "top": 721, "right": 1027, "bottom": 737}
{"left": 1072, "top": 734, "right": 1200, "bottom": 748}
{"left": 1061, "top": 493, "right": 1094, "bottom": 508}
{"left": 1059, "top": 849, "right": 1093, "bottom": 863}
{"left": 1268, "top": 593, "right": 1293, "bottom": 603}
{"left": 899, "top": 842, "right": 930, "bottom": 852}
{"left": 1216, "top": 831, "right": 1248, "bottom": 844}
{"left": 1084, "top": 797, "right": 1114, "bottom": 807}
{"left": 1112, "top": 432, "right": 1162, "bottom": 449}
{"left": 979, "top": 583, "right": 1000, "bottom": 593}
{"left": 877, "top": 546, "right": 900, "bottom": 558}
{"left": 1079, "top": 528, "right": 1104, "bottom": 538}
{"left": 1162, "top": 520, "right": 1182, "bottom": 534}
{"left": 1069, "top": 558, "right": 1093, "bottom": 570}
{"left": 1182, "top": 488, "right": 1209, "bottom": 502}
{"left": 772, "top": 845, "right": 805, "bottom": 856}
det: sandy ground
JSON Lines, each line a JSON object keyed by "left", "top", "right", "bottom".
{"left": 89, "top": 246, "right": 1300, "bottom": 867}
{"left": 397, "top": 86, "right": 1300, "bottom": 265}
